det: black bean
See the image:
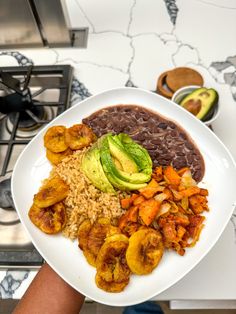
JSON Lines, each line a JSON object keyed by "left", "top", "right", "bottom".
{"left": 187, "top": 155, "right": 194, "bottom": 163}
{"left": 162, "top": 155, "right": 172, "bottom": 161}
{"left": 194, "top": 170, "right": 201, "bottom": 181}
{"left": 179, "top": 133, "right": 187, "bottom": 140}
{"left": 169, "top": 122, "right": 176, "bottom": 129}
{"left": 176, "top": 152, "right": 185, "bottom": 156}
{"left": 175, "top": 144, "right": 183, "bottom": 152}
{"left": 170, "top": 130, "right": 178, "bottom": 137}
{"left": 158, "top": 122, "right": 168, "bottom": 129}
{"left": 185, "top": 142, "right": 193, "bottom": 150}
{"left": 159, "top": 160, "right": 169, "bottom": 166}
{"left": 142, "top": 115, "right": 150, "bottom": 121}
{"left": 97, "top": 121, "right": 108, "bottom": 129}
{"left": 144, "top": 143, "right": 156, "bottom": 150}
{"left": 173, "top": 158, "right": 187, "bottom": 169}
{"left": 131, "top": 133, "right": 145, "bottom": 141}
{"left": 150, "top": 138, "right": 162, "bottom": 145}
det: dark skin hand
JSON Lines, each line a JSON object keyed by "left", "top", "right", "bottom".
{"left": 13, "top": 263, "right": 85, "bottom": 314}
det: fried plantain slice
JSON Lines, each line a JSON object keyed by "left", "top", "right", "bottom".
{"left": 46, "top": 147, "right": 72, "bottom": 165}
{"left": 96, "top": 234, "right": 130, "bottom": 284}
{"left": 29, "top": 202, "right": 66, "bottom": 234}
{"left": 33, "top": 177, "right": 69, "bottom": 208}
{"left": 78, "top": 218, "right": 120, "bottom": 267}
{"left": 65, "top": 124, "right": 95, "bottom": 150}
{"left": 78, "top": 219, "right": 92, "bottom": 251}
{"left": 126, "top": 228, "right": 164, "bottom": 275}
{"left": 78, "top": 219, "right": 96, "bottom": 266}
{"left": 44, "top": 126, "right": 68, "bottom": 153}
{"left": 95, "top": 273, "right": 129, "bottom": 293}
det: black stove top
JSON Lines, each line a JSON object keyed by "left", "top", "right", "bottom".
{"left": 0, "top": 65, "right": 73, "bottom": 268}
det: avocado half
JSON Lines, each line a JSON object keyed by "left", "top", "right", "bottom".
{"left": 180, "top": 87, "right": 218, "bottom": 121}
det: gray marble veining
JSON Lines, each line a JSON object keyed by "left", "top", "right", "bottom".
{"left": 163, "top": 0, "right": 179, "bottom": 25}
{"left": 0, "top": 271, "right": 29, "bottom": 298}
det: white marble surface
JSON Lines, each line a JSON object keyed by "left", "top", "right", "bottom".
{"left": 1, "top": 0, "right": 236, "bottom": 302}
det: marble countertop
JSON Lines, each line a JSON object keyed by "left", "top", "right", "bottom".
{"left": 1, "top": 0, "right": 236, "bottom": 302}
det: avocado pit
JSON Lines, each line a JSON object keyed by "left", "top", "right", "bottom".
{"left": 183, "top": 99, "right": 202, "bottom": 116}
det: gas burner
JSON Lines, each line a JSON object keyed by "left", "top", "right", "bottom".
{"left": 0, "top": 175, "right": 14, "bottom": 209}
{"left": 0, "top": 175, "right": 20, "bottom": 226}
{"left": 9, "top": 103, "right": 45, "bottom": 129}
{"left": 0, "top": 208, "right": 20, "bottom": 226}
{"left": 6, "top": 105, "right": 54, "bottom": 138}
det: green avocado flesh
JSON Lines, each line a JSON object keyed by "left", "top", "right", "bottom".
{"left": 81, "top": 144, "right": 115, "bottom": 194}
{"left": 82, "top": 133, "right": 152, "bottom": 192}
{"left": 180, "top": 87, "right": 218, "bottom": 121}
{"left": 107, "top": 135, "right": 138, "bottom": 173}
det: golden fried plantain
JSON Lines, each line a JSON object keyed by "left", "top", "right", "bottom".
{"left": 78, "top": 218, "right": 120, "bottom": 267}
{"left": 78, "top": 219, "right": 96, "bottom": 266}
{"left": 65, "top": 124, "right": 95, "bottom": 150}
{"left": 44, "top": 126, "right": 68, "bottom": 153}
{"left": 33, "top": 177, "right": 69, "bottom": 208}
{"left": 87, "top": 218, "right": 120, "bottom": 258}
{"left": 29, "top": 202, "right": 66, "bottom": 234}
{"left": 46, "top": 147, "right": 72, "bottom": 165}
{"left": 78, "top": 219, "right": 92, "bottom": 251}
{"left": 96, "top": 234, "right": 130, "bottom": 284}
{"left": 95, "top": 273, "right": 129, "bottom": 293}
{"left": 126, "top": 228, "right": 164, "bottom": 275}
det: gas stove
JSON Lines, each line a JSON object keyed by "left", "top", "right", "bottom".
{"left": 0, "top": 65, "right": 73, "bottom": 268}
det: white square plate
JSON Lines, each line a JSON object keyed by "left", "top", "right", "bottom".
{"left": 12, "top": 87, "right": 236, "bottom": 306}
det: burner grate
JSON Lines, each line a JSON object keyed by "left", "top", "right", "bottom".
{"left": 0, "top": 65, "right": 73, "bottom": 176}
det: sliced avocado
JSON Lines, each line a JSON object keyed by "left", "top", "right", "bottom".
{"left": 112, "top": 157, "right": 123, "bottom": 170}
{"left": 118, "top": 133, "right": 152, "bottom": 174}
{"left": 105, "top": 170, "right": 147, "bottom": 191}
{"left": 107, "top": 135, "right": 138, "bottom": 173}
{"left": 112, "top": 135, "right": 123, "bottom": 147}
{"left": 180, "top": 87, "right": 218, "bottom": 121}
{"left": 81, "top": 143, "right": 115, "bottom": 194}
{"left": 100, "top": 136, "right": 147, "bottom": 190}
{"left": 117, "top": 169, "right": 150, "bottom": 184}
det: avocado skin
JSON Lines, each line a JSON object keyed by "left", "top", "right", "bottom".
{"left": 180, "top": 87, "right": 218, "bottom": 121}
{"left": 81, "top": 143, "right": 115, "bottom": 194}
{"left": 100, "top": 136, "right": 147, "bottom": 191}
